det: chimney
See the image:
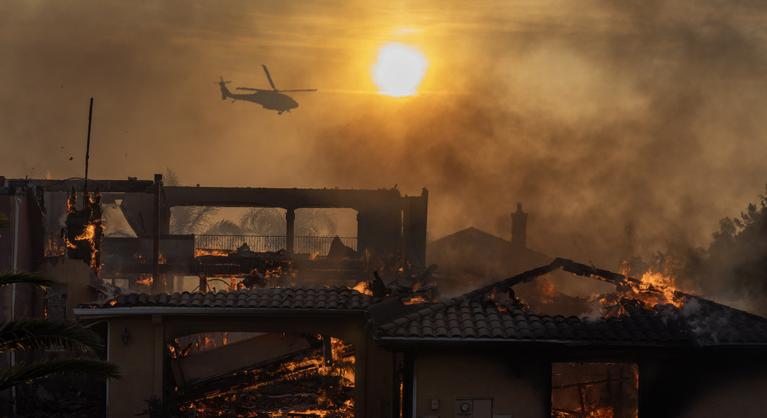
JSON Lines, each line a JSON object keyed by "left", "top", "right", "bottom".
{"left": 511, "top": 202, "right": 527, "bottom": 250}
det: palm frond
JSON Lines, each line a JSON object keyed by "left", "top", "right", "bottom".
{"left": 0, "top": 320, "right": 103, "bottom": 354}
{"left": 0, "top": 272, "right": 57, "bottom": 288}
{"left": 0, "top": 359, "right": 120, "bottom": 391}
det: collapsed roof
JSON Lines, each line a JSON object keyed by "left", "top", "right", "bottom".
{"left": 75, "top": 258, "right": 767, "bottom": 348}
{"left": 377, "top": 258, "right": 767, "bottom": 347}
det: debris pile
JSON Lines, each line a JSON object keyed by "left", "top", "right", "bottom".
{"left": 175, "top": 335, "right": 355, "bottom": 418}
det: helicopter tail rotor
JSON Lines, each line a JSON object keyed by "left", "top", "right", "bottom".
{"left": 218, "top": 76, "right": 232, "bottom": 100}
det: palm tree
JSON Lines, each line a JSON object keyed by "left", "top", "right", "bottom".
{"left": 0, "top": 273, "right": 120, "bottom": 391}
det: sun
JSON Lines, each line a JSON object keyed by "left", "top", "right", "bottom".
{"left": 372, "top": 42, "right": 428, "bottom": 97}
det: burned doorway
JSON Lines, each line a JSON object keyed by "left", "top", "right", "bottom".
{"left": 169, "top": 332, "right": 356, "bottom": 417}
{"left": 551, "top": 362, "right": 638, "bottom": 418}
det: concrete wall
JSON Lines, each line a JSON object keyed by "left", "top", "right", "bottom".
{"left": 107, "top": 316, "right": 164, "bottom": 417}
{"left": 414, "top": 353, "right": 549, "bottom": 418}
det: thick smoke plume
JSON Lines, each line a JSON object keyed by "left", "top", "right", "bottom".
{"left": 2, "top": 2, "right": 767, "bottom": 308}
{"left": 309, "top": 2, "right": 767, "bottom": 268}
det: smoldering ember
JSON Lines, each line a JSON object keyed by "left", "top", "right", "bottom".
{"left": 4, "top": 2, "right": 767, "bottom": 418}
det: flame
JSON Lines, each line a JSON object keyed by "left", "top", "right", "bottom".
{"left": 136, "top": 274, "right": 153, "bottom": 286}
{"left": 180, "top": 336, "right": 355, "bottom": 417}
{"left": 64, "top": 236, "right": 77, "bottom": 249}
{"left": 634, "top": 270, "right": 683, "bottom": 308}
{"left": 264, "top": 267, "right": 285, "bottom": 279}
{"left": 539, "top": 276, "right": 557, "bottom": 304}
{"left": 66, "top": 194, "right": 76, "bottom": 213}
{"left": 598, "top": 265, "right": 685, "bottom": 317}
{"left": 194, "top": 248, "right": 230, "bottom": 257}
{"left": 75, "top": 224, "right": 96, "bottom": 241}
{"left": 402, "top": 295, "right": 426, "bottom": 305}
{"left": 351, "top": 280, "right": 373, "bottom": 296}
{"left": 73, "top": 222, "right": 103, "bottom": 272}
{"left": 269, "top": 409, "right": 332, "bottom": 417}
{"left": 588, "top": 407, "right": 615, "bottom": 418}
{"left": 167, "top": 344, "right": 178, "bottom": 359}
{"left": 619, "top": 269, "right": 684, "bottom": 309}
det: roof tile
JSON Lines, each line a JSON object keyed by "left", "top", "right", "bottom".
{"left": 97, "top": 287, "right": 374, "bottom": 311}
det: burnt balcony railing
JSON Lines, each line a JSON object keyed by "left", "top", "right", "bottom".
{"left": 294, "top": 236, "right": 358, "bottom": 255}
{"left": 194, "top": 235, "right": 357, "bottom": 256}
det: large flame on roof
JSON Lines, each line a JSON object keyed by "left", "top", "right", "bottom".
{"left": 351, "top": 280, "right": 373, "bottom": 296}
{"left": 633, "top": 270, "right": 683, "bottom": 308}
{"left": 598, "top": 263, "right": 686, "bottom": 317}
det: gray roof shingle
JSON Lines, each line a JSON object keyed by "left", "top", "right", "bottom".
{"left": 92, "top": 287, "right": 374, "bottom": 311}
{"left": 377, "top": 258, "right": 767, "bottom": 347}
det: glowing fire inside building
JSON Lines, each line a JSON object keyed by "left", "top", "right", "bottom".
{"left": 3, "top": 176, "right": 767, "bottom": 418}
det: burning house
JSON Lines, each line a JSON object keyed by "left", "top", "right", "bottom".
{"left": 4, "top": 175, "right": 767, "bottom": 417}
{"left": 1, "top": 175, "right": 428, "bottom": 293}
{"left": 376, "top": 258, "right": 767, "bottom": 418}
{"left": 74, "top": 287, "right": 372, "bottom": 417}
{"left": 69, "top": 257, "right": 767, "bottom": 417}
{"left": 0, "top": 175, "right": 428, "bottom": 416}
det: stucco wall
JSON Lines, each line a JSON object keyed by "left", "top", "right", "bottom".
{"left": 414, "top": 353, "right": 549, "bottom": 418}
{"left": 364, "top": 342, "right": 396, "bottom": 417}
{"left": 678, "top": 373, "right": 767, "bottom": 418}
{"left": 640, "top": 358, "right": 767, "bottom": 418}
{"left": 107, "top": 317, "right": 163, "bottom": 417}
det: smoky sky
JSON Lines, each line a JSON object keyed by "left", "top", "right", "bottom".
{"left": 2, "top": 1, "right": 767, "bottom": 271}
{"left": 308, "top": 1, "right": 767, "bottom": 268}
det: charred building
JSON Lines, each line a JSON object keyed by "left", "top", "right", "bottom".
{"left": 4, "top": 176, "right": 767, "bottom": 418}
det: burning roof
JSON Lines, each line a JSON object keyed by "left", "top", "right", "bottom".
{"left": 377, "top": 258, "right": 767, "bottom": 347}
{"left": 75, "top": 258, "right": 767, "bottom": 347}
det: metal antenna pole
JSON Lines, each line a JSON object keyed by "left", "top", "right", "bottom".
{"left": 84, "top": 97, "right": 94, "bottom": 193}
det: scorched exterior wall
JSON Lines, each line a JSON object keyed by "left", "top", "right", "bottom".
{"left": 413, "top": 352, "right": 549, "bottom": 418}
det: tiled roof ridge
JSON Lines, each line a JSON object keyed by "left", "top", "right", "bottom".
{"left": 138, "top": 285, "right": 363, "bottom": 298}
{"left": 377, "top": 258, "right": 767, "bottom": 345}
{"left": 83, "top": 286, "right": 375, "bottom": 311}
{"left": 377, "top": 257, "right": 702, "bottom": 336}
{"left": 377, "top": 260, "right": 569, "bottom": 334}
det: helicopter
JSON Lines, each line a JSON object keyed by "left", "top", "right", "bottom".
{"left": 218, "top": 65, "right": 317, "bottom": 114}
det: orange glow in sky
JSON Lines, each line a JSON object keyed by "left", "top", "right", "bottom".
{"left": 372, "top": 42, "right": 428, "bottom": 97}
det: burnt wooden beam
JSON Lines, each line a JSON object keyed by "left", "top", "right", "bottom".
{"left": 6, "top": 178, "right": 153, "bottom": 193}
{"left": 174, "top": 333, "right": 312, "bottom": 387}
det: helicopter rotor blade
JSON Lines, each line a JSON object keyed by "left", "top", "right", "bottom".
{"left": 236, "top": 87, "right": 269, "bottom": 92}
{"left": 262, "top": 64, "right": 277, "bottom": 91}
{"left": 278, "top": 89, "right": 318, "bottom": 93}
